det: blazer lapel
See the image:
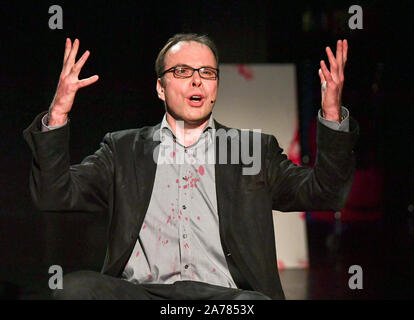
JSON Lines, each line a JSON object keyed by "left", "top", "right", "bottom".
{"left": 213, "top": 120, "right": 258, "bottom": 290}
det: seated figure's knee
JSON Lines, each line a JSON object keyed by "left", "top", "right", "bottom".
{"left": 51, "top": 270, "right": 101, "bottom": 300}
{"left": 234, "top": 290, "right": 272, "bottom": 300}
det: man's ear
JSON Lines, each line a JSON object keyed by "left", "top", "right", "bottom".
{"left": 156, "top": 78, "right": 165, "bottom": 101}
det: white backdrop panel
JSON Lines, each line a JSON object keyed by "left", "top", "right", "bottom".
{"left": 213, "top": 64, "right": 309, "bottom": 269}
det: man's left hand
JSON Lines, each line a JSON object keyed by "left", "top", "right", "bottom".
{"left": 318, "top": 39, "right": 348, "bottom": 122}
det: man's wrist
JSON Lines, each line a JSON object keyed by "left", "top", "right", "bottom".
{"left": 321, "top": 108, "right": 347, "bottom": 123}
{"left": 41, "top": 112, "right": 68, "bottom": 131}
{"left": 48, "top": 109, "right": 68, "bottom": 127}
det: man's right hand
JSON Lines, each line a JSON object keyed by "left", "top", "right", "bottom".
{"left": 48, "top": 38, "right": 99, "bottom": 126}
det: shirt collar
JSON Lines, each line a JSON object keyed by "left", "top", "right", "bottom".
{"left": 161, "top": 113, "right": 215, "bottom": 134}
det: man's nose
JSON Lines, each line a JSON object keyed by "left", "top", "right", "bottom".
{"left": 191, "top": 70, "right": 202, "bottom": 87}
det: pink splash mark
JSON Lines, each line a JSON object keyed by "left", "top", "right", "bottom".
{"left": 198, "top": 165, "right": 205, "bottom": 176}
{"left": 184, "top": 243, "right": 189, "bottom": 249}
{"left": 142, "top": 224, "right": 146, "bottom": 230}
{"left": 197, "top": 216, "right": 200, "bottom": 220}
{"left": 298, "top": 259, "right": 309, "bottom": 268}
{"left": 170, "top": 151, "right": 175, "bottom": 158}
{"left": 287, "top": 125, "right": 301, "bottom": 165}
{"left": 185, "top": 217, "right": 189, "bottom": 221}
{"left": 166, "top": 215, "right": 171, "bottom": 224}
{"left": 148, "top": 275, "right": 153, "bottom": 280}
{"left": 300, "top": 212, "right": 306, "bottom": 219}
{"left": 167, "top": 184, "right": 170, "bottom": 188}
{"left": 176, "top": 179, "right": 179, "bottom": 183}
{"left": 212, "top": 268, "right": 216, "bottom": 272}
{"left": 184, "top": 185, "right": 188, "bottom": 189}
{"left": 277, "top": 260, "right": 285, "bottom": 270}
{"left": 172, "top": 208, "right": 175, "bottom": 212}
{"left": 136, "top": 250, "right": 139, "bottom": 257}
{"left": 162, "top": 239, "right": 169, "bottom": 245}
{"left": 237, "top": 64, "right": 254, "bottom": 80}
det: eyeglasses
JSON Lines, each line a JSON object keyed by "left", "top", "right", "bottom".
{"left": 160, "top": 65, "right": 219, "bottom": 80}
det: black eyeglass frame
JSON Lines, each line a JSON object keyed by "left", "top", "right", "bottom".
{"left": 160, "top": 65, "right": 220, "bottom": 80}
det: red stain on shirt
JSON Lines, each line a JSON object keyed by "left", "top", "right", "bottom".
{"left": 167, "top": 216, "right": 171, "bottom": 224}
{"left": 170, "top": 151, "right": 175, "bottom": 158}
{"left": 184, "top": 243, "right": 189, "bottom": 249}
{"left": 197, "top": 216, "right": 200, "bottom": 220}
{"left": 142, "top": 225, "right": 146, "bottom": 230}
{"left": 198, "top": 165, "right": 205, "bottom": 176}
{"left": 176, "top": 179, "right": 179, "bottom": 183}
{"left": 148, "top": 275, "right": 153, "bottom": 280}
{"left": 136, "top": 250, "right": 139, "bottom": 257}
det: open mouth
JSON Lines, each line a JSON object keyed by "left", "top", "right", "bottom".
{"left": 187, "top": 95, "right": 205, "bottom": 106}
{"left": 189, "top": 95, "right": 203, "bottom": 102}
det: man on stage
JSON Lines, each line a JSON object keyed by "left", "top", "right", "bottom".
{"left": 23, "top": 33, "right": 358, "bottom": 299}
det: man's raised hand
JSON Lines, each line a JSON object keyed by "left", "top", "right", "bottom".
{"left": 48, "top": 38, "right": 99, "bottom": 126}
{"left": 318, "top": 39, "right": 348, "bottom": 122}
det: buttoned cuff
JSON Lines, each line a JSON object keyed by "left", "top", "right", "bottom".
{"left": 318, "top": 106, "right": 349, "bottom": 132}
{"left": 41, "top": 113, "right": 68, "bottom": 131}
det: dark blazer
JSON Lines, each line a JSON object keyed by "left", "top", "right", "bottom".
{"left": 23, "top": 111, "right": 359, "bottom": 299}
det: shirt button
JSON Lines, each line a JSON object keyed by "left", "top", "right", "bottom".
{"left": 183, "top": 234, "right": 187, "bottom": 239}
{"left": 184, "top": 264, "right": 189, "bottom": 269}
{"left": 182, "top": 205, "right": 186, "bottom": 210}
{"left": 184, "top": 149, "right": 188, "bottom": 153}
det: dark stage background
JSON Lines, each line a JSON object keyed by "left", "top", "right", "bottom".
{"left": 0, "top": 1, "right": 413, "bottom": 299}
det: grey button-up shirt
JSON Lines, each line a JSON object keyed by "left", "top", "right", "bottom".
{"left": 121, "top": 113, "right": 238, "bottom": 288}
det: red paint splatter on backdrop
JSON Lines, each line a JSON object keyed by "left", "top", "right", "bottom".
{"left": 237, "top": 64, "right": 254, "bottom": 80}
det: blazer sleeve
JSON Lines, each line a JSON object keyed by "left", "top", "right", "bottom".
{"left": 23, "top": 111, "right": 114, "bottom": 213}
{"left": 265, "top": 117, "right": 359, "bottom": 212}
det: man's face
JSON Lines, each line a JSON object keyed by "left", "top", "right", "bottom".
{"left": 156, "top": 41, "right": 218, "bottom": 126}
